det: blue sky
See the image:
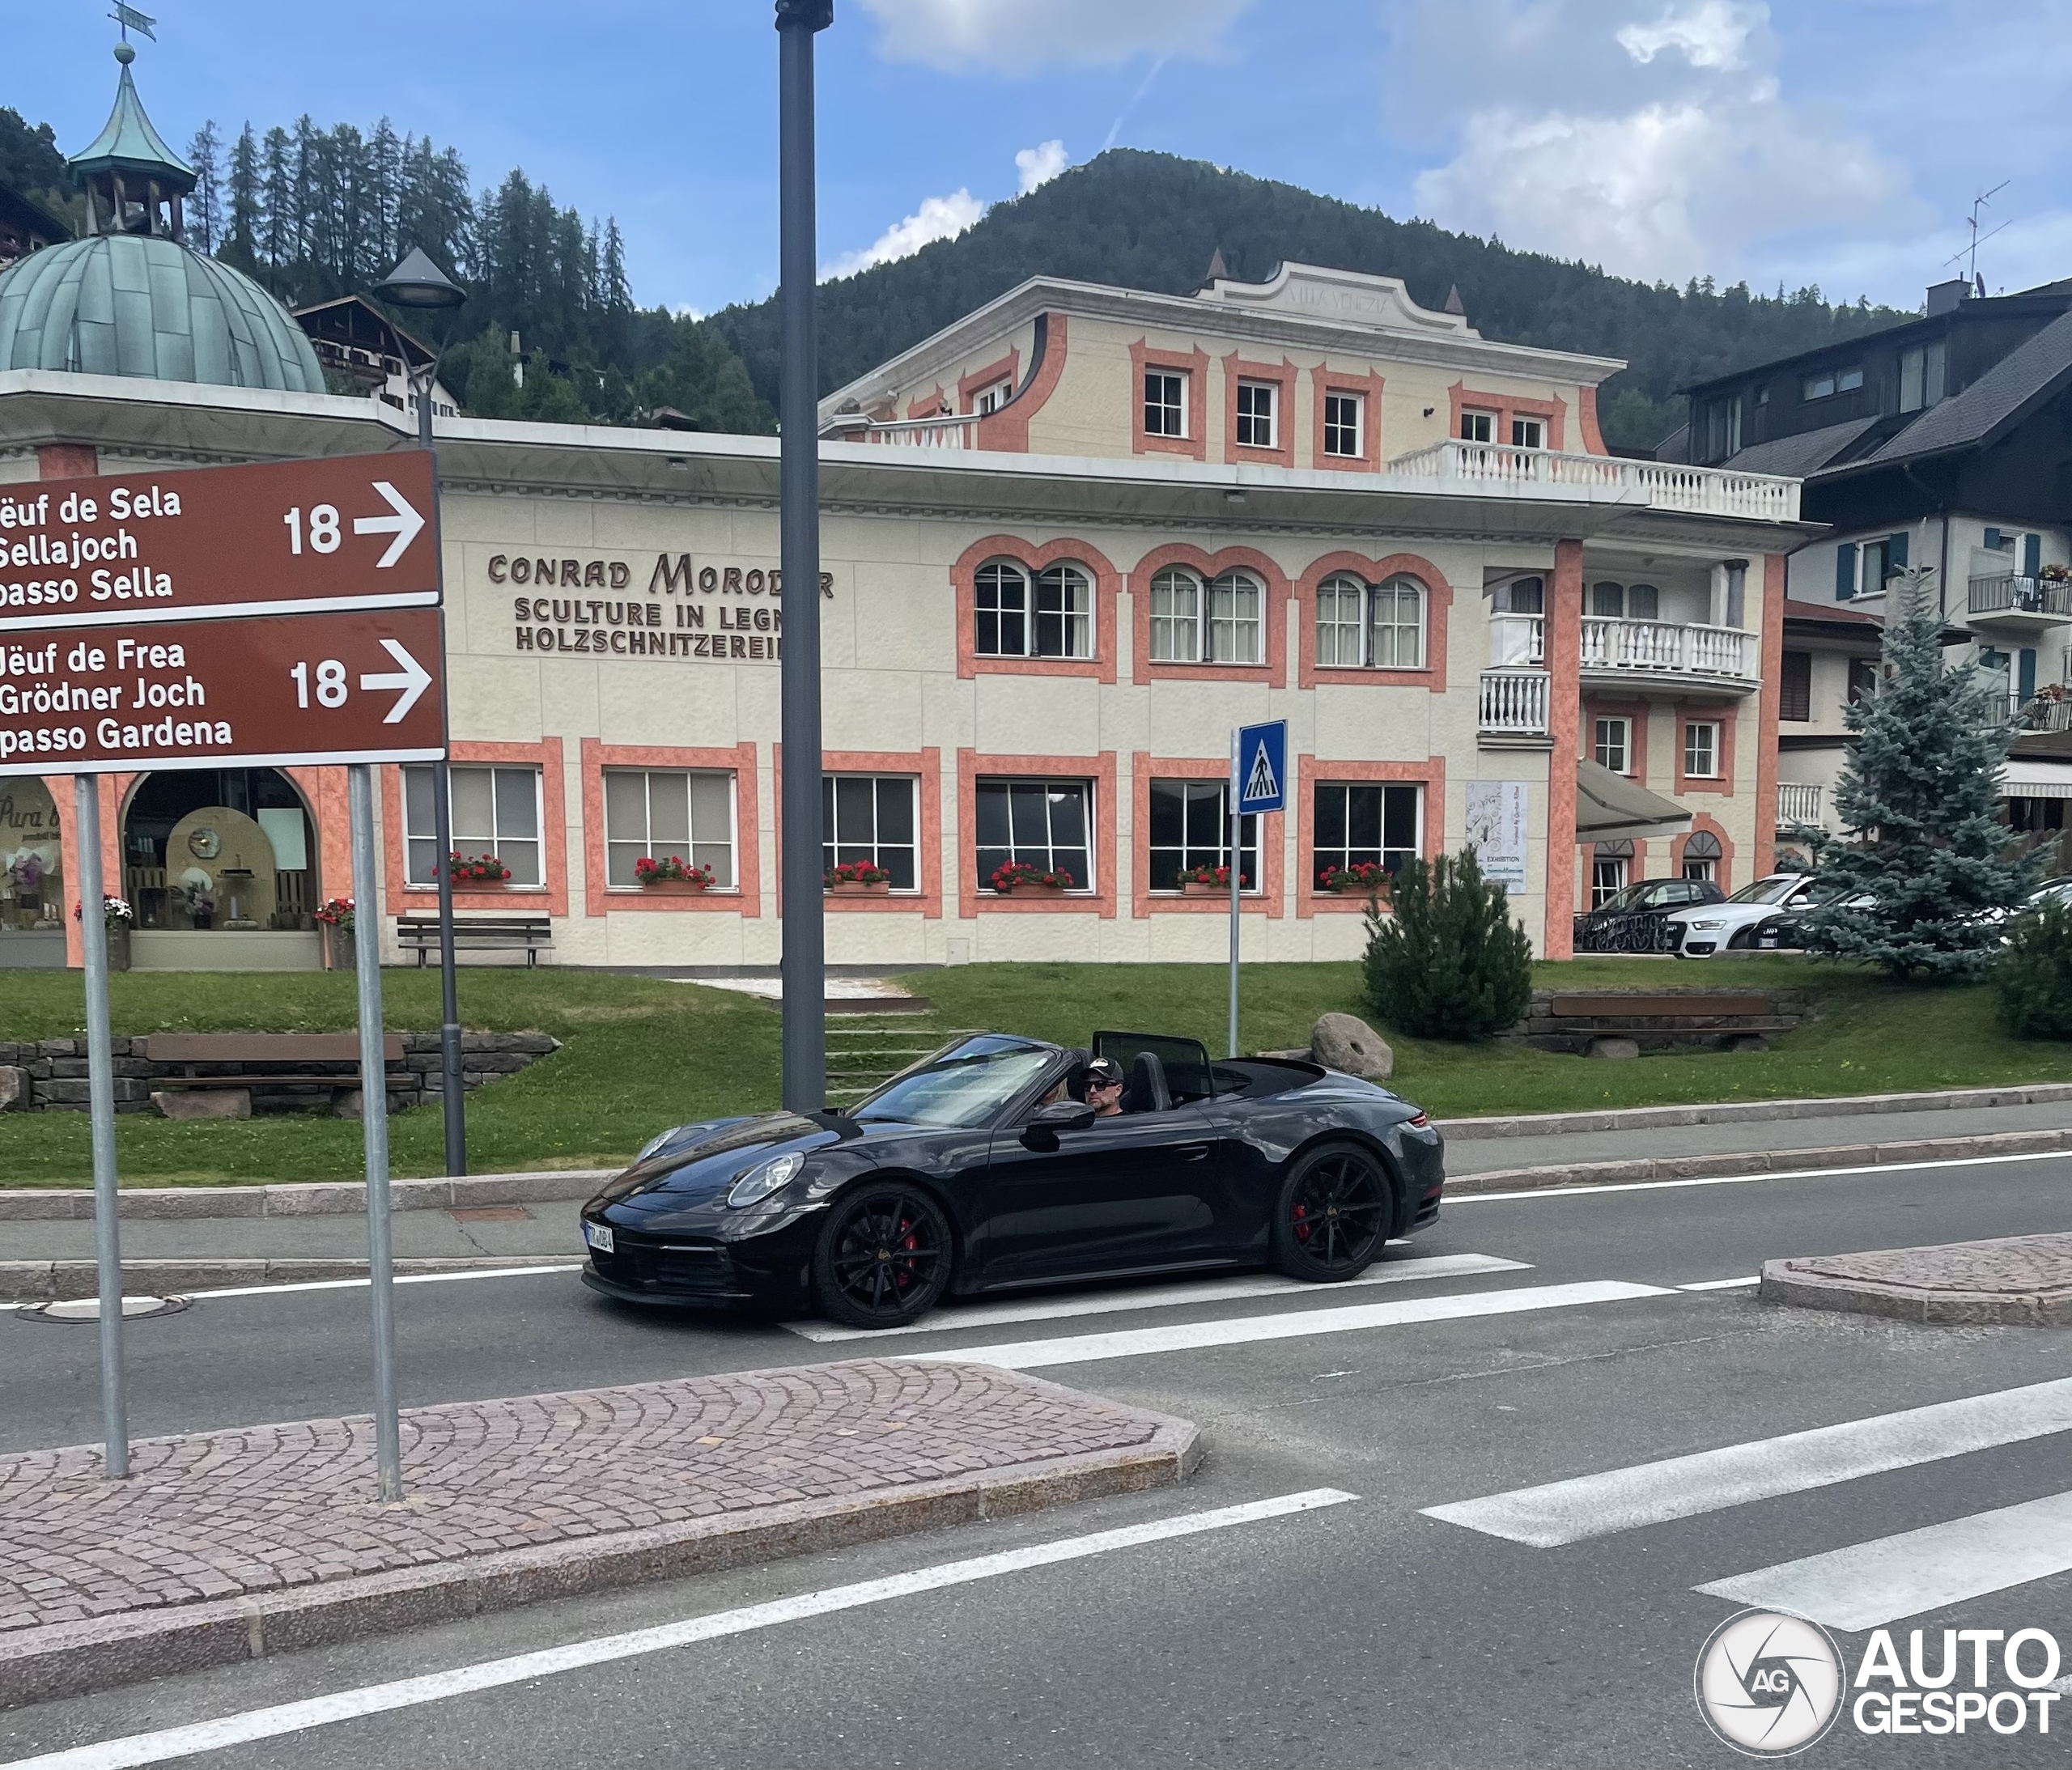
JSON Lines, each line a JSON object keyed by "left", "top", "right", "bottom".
{"left": 10, "top": 1, "right": 2070, "bottom": 316}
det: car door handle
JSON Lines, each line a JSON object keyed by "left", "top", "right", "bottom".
{"left": 1178, "top": 1144, "right": 1211, "bottom": 1161}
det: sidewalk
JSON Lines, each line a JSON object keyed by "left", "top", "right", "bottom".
{"left": 0, "top": 1359, "right": 1199, "bottom": 1704}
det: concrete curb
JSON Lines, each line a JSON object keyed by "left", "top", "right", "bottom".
{"left": 0, "top": 1254, "right": 580, "bottom": 1304}
{"left": 0, "top": 1367, "right": 1200, "bottom": 1708}
{"left": 1446, "top": 1124, "right": 2072, "bottom": 1195}
{"left": 1439, "top": 1081, "right": 2072, "bottom": 1141}
{"left": 0, "top": 1169, "right": 615, "bottom": 1222}
{"left": 1756, "top": 1260, "right": 2072, "bottom": 1326}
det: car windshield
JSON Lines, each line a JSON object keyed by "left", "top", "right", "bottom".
{"left": 1726, "top": 876, "right": 1803, "bottom": 906}
{"left": 851, "top": 1038, "right": 1056, "bottom": 1127}
{"left": 1597, "top": 883, "right": 1658, "bottom": 912}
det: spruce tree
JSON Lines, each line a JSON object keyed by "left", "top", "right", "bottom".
{"left": 1361, "top": 848, "right": 1534, "bottom": 1040}
{"left": 1806, "top": 575, "right": 2040, "bottom": 978}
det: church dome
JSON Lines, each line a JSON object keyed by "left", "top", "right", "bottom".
{"left": 0, "top": 232, "right": 325, "bottom": 391}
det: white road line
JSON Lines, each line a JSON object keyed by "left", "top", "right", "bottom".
{"left": 1695, "top": 1490, "right": 2072, "bottom": 1630}
{"left": 1446, "top": 1144, "right": 2072, "bottom": 1203}
{"left": 0, "top": 1488, "right": 1357, "bottom": 1770}
{"left": 783, "top": 1253, "right": 1533, "bottom": 1341}
{"left": 1678, "top": 1276, "right": 1760, "bottom": 1291}
{"left": 903, "top": 1279, "right": 1670, "bottom": 1370}
{"left": 184, "top": 1265, "right": 583, "bottom": 1301}
{"left": 1423, "top": 1375, "right": 2072, "bottom": 1547}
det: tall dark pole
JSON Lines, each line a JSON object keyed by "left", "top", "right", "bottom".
{"left": 776, "top": 0, "right": 831, "bottom": 1114}
{"left": 419, "top": 379, "right": 465, "bottom": 1176}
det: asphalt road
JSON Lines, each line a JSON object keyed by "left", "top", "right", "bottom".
{"left": 4, "top": 1148, "right": 2070, "bottom": 1769}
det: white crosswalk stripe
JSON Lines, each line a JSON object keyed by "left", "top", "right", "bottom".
{"left": 784, "top": 1253, "right": 1533, "bottom": 1342}
{"left": 1694, "top": 1490, "right": 2072, "bottom": 1630}
{"left": 906, "top": 1279, "right": 1669, "bottom": 1370}
{"left": 1422, "top": 1376, "right": 2072, "bottom": 1547}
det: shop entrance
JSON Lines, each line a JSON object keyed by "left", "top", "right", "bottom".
{"left": 0, "top": 777, "right": 67, "bottom": 969}
{"left": 123, "top": 769, "right": 323, "bottom": 970}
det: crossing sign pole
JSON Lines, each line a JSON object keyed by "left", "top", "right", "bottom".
{"left": 1230, "top": 719, "right": 1287, "bottom": 1059}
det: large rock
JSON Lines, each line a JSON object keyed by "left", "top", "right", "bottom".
{"left": 1310, "top": 1013, "right": 1393, "bottom": 1080}
{"left": 1586, "top": 1038, "right": 1640, "bottom": 1061}
{"left": 151, "top": 1089, "right": 252, "bottom": 1120}
{"left": 0, "top": 1066, "right": 26, "bottom": 1111}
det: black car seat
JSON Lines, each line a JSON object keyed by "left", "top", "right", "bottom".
{"left": 1122, "top": 1050, "right": 1170, "bottom": 1114}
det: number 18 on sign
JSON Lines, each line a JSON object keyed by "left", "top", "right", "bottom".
{"left": 1228, "top": 719, "right": 1286, "bottom": 1057}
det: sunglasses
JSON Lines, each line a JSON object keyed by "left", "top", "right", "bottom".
{"left": 1089, "top": 1076, "right": 1122, "bottom": 1089}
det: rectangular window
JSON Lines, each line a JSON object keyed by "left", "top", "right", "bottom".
{"left": 974, "top": 380, "right": 1010, "bottom": 415}
{"left": 1681, "top": 855, "right": 1716, "bottom": 884}
{"left": 603, "top": 768, "right": 735, "bottom": 888}
{"left": 1593, "top": 716, "right": 1632, "bottom": 775}
{"left": 1837, "top": 367, "right": 1863, "bottom": 393}
{"left": 1924, "top": 338, "right": 1947, "bottom": 405}
{"left": 1899, "top": 346, "right": 1925, "bottom": 413}
{"left": 975, "top": 779, "right": 1092, "bottom": 891}
{"left": 1144, "top": 370, "right": 1186, "bottom": 438}
{"left": 1323, "top": 390, "right": 1363, "bottom": 458}
{"left": 1313, "top": 783, "right": 1421, "bottom": 883}
{"left": 974, "top": 562, "right": 1026, "bottom": 656}
{"left": 1146, "top": 780, "right": 1259, "bottom": 893}
{"left": 1315, "top": 578, "right": 1365, "bottom": 667}
{"left": 1235, "top": 380, "right": 1277, "bottom": 449}
{"left": 1460, "top": 410, "right": 1495, "bottom": 444}
{"left": 1803, "top": 371, "right": 1836, "bottom": 401}
{"left": 822, "top": 774, "right": 918, "bottom": 892}
{"left": 1510, "top": 415, "right": 1544, "bottom": 449}
{"left": 1149, "top": 571, "right": 1200, "bottom": 662}
{"left": 1780, "top": 650, "right": 1812, "bottom": 722}
{"left": 1848, "top": 659, "right": 1879, "bottom": 703}
{"left": 405, "top": 764, "right": 541, "bottom": 887}
{"left": 1590, "top": 855, "right": 1628, "bottom": 907}
{"left": 1860, "top": 539, "right": 1889, "bottom": 595}
{"left": 1684, "top": 721, "right": 1720, "bottom": 779}
{"left": 1207, "top": 572, "right": 1262, "bottom": 663}
{"left": 1033, "top": 564, "right": 1093, "bottom": 660}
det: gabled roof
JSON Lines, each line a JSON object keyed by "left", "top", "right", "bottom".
{"left": 69, "top": 54, "right": 193, "bottom": 189}
{"left": 1837, "top": 307, "right": 2072, "bottom": 473}
{"left": 1722, "top": 416, "right": 1881, "bottom": 479}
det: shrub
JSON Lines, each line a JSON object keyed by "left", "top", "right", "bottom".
{"left": 1362, "top": 847, "right": 1534, "bottom": 1040}
{"left": 1995, "top": 898, "right": 2072, "bottom": 1038}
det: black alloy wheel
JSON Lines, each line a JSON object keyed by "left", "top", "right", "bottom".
{"left": 1271, "top": 1143, "right": 1391, "bottom": 1281}
{"left": 812, "top": 1185, "right": 953, "bottom": 1328}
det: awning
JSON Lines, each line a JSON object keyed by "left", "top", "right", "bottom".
{"left": 1576, "top": 758, "right": 1696, "bottom": 841}
{"left": 2000, "top": 759, "right": 2072, "bottom": 801}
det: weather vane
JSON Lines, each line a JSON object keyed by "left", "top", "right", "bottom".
{"left": 108, "top": 2, "right": 155, "bottom": 44}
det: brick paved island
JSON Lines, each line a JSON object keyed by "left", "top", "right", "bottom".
{"left": 1760, "top": 1231, "right": 2072, "bottom": 1326}
{"left": 0, "top": 1360, "right": 1199, "bottom": 1705}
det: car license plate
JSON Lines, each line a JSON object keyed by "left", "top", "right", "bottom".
{"left": 583, "top": 1221, "right": 614, "bottom": 1254}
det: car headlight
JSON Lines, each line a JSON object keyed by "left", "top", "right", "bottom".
{"left": 726, "top": 1151, "right": 805, "bottom": 1209}
{"left": 1686, "top": 919, "right": 1724, "bottom": 930}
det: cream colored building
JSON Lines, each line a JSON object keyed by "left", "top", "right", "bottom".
{"left": 2, "top": 254, "right": 1813, "bottom": 971}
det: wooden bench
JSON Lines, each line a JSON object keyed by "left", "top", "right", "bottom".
{"left": 394, "top": 915, "right": 553, "bottom": 968}
{"left": 1511, "top": 991, "right": 1807, "bottom": 1055}
{"left": 142, "top": 1033, "right": 406, "bottom": 1089}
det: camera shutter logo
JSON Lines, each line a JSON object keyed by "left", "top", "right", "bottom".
{"left": 1695, "top": 1610, "right": 1844, "bottom": 1756}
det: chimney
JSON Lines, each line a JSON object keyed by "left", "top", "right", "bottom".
{"left": 1201, "top": 247, "right": 1229, "bottom": 289}
{"left": 1926, "top": 277, "right": 1971, "bottom": 316}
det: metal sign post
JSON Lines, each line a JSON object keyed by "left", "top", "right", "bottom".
{"left": 73, "top": 771, "right": 128, "bottom": 1479}
{"left": 1231, "top": 719, "right": 1288, "bottom": 1059}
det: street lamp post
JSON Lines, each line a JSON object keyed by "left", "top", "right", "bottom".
{"left": 374, "top": 247, "right": 469, "bottom": 1177}
{"left": 775, "top": 0, "right": 832, "bottom": 1114}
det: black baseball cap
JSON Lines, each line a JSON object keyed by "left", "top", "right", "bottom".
{"left": 1086, "top": 1057, "right": 1124, "bottom": 1088}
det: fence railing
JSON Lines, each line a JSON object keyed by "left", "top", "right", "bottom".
{"left": 1580, "top": 617, "right": 1757, "bottom": 678}
{"left": 1479, "top": 669, "right": 1550, "bottom": 736}
{"left": 1388, "top": 439, "right": 1801, "bottom": 521}
{"left": 1573, "top": 910, "right": 1682, "bottom": 954}
{"left": 847, "top": 412, "right": 983, "bottom": 449}
{"left": 1968, "top": 574, "right": 2072, "bottom": 619}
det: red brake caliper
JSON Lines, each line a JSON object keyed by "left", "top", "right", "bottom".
{"left": 1293, "top": 1201, "right": 1311, "bottom": 1243}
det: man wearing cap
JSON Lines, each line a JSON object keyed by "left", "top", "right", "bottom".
{"left": 1085, "top": 1055, "right": 1125, "bottom": 1116}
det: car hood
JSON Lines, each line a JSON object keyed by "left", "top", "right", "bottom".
{"left": 1663, "top": 900, "right": 1775, "bottom": 927}
{"left": 588, "top": 1111, "right": 849, "bottom": 1211}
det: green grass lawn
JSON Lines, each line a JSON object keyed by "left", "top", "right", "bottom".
{"left": 0, "top": 956, "right": 2061, "bottom": 1186}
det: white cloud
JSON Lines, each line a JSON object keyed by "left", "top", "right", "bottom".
{"left": 1400, "top": 0, "right": 1917, "bottom": 288}
{"left": 1015, "top": 139, "right": 1068, "bottom": 194}
{"left": 822, "top": 188, "right": 984, "bottom": 279}
{"left": 856, "top": 0, "right": 1251, "bottom": 73}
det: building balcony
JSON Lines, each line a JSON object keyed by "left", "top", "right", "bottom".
{"left": 2014, "top": 694, "right": 2072, "bottom": 732}
{"left": 834, "top": 411, "right": 983, "bottom": 448}
{"left": 1388, "top": 439, "right": 1801, "bottom": 523}
{"left": 1967, "top": 574, "right": 2072, "bottom": 632}
{"left": 1777, "top": 782, "right": 1826, "bottom": 830}
{"left": 1479, "top": 669, "right": 1550, "bottom": 740}
{"left": 1581, "top": 617, "right": 1757, "bottom": 688}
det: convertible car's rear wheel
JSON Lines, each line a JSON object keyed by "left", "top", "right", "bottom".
{"left": 1271, "top": 1142, "right": 1391, "bottom": 1281}
{"left": 813, "top": 1185, "right": 953, "bottom": 1328}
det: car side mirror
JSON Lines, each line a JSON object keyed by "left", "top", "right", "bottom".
{"left": 1021, "top": 1100, "right": 1096, "bottom": 1149}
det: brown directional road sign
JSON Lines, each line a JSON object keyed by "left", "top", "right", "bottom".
{"left": 0, "top": 607, "right": 445, "bottom": 773}
{"left": 0, "top": 452, "right": 437, "bottom": 635}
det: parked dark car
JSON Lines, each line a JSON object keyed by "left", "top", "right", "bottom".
{"left": 580, "top": 1029, "right": 1445, "bottom": 1328}
{"left": 1572, "top": 877, "right": 1726, "bottom": 953}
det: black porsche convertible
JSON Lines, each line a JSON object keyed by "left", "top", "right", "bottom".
{"left": 580, "top": 1029, "right": 1446, "bottom": 1329}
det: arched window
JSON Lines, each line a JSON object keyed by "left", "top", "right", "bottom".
{"left": 1626, "top": 582, "right": 1660, "bottom": 622}
{"left": 1150, "top": 567, "right": 1266, "bottom": 664}
{"left": 1681, "top": 829, "right": 1722, "bottom": 883}
{"left": 1208, "top": 569, "right": 1263, "bottom": 663}
{"left": 1149, "top": 567, "right": 1202, "bottom": 662}
{"left": 975, "top": 558, "right": 1093, "bottom": 659}
{"left": 1590, "top": 579, "right": 1626, "bottom": 618}
{"left": 1312, "top": 571, "right": 1424, "bottom": 669}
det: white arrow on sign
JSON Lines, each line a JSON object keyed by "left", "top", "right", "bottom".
{"left": 350, "top": 480, "right": 427, "bottom": 568}
{"left": 359, "top": 638, "right": 433, "bottom": 723}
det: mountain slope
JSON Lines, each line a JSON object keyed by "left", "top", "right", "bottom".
{"left": 710, "top": 149, "right": 1913, "bottom": 450}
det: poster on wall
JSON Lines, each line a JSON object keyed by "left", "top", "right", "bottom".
{"left": 1466, "top": 782, "right": 1530, "bottom": 891}
{"left": 0, "top": 777, "right": 63, "bottom": 929}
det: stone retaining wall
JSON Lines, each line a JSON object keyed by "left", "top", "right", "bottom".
{"left": 0, "top": 1032, "right": 558, "bottom": 1116}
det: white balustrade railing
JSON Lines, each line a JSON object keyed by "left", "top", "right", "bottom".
{"left": 852, "top": 412, "right": 983, "bottom": 449}
{"left": 1388, "top": 439, "right": 1800, "bottom": 522}
{"left": 1487, "top": 613, "right": 1544, "bottom": 667}
{"left": 1479, "top": 669, "right": 1550, "bottom": 736}
{"left": 1579, "top": 617, "right": 1756, "bottom": 679}
{"left": 1776, "top": 783, "right": 1825, "bottom": 828}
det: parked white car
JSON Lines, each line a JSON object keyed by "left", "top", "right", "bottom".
{"left": 1662, "top": 873, "right": 1856, "bottom": 957}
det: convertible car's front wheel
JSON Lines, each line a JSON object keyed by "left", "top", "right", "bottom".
{"left": 1271, "top": 1142, "right": 1391, "bottom": 1281}
{"left": 813, "top": 1184, "right": 953, "bottom": 1328}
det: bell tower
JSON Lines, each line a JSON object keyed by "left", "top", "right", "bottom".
{"left": 69, "top": 38, "right": 196, "bottom": 241}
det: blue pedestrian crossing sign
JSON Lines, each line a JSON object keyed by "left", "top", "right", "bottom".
{"left": 1235, "top": 719, "right": 1287, "bottom": 814}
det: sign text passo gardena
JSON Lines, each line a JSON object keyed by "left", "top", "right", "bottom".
{"left": 0, "top": 452, "right": 437, "bottom": 633}
{"left": 0, "top": 608, "right": 444, "bottom": 772}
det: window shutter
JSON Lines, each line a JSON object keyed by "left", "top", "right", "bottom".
{"left": 2024, "top": 533, "right": 2043, "bottom": 577}
{"left": 1887, "top": 532, "right": 1909, "bottom": 570}
{"left": 1780, "top": 650, "right": 1812, "bottom": 721}
{"left": 1835, "top": 542, "right": 1858, "bottom": 600}
{"left": 1985, "top": 527, "right": 2005, "bottom": 551}
{"left": 2020, "top": 647, "right": 2038, "bottom": 702}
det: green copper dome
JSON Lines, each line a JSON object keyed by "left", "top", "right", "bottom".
{"left": 0, "top": 233, "right": 325, "bottom": 391}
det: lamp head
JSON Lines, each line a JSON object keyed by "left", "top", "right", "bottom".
{"left": 374, "top": 246, "right": 466, "bottom": 311}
